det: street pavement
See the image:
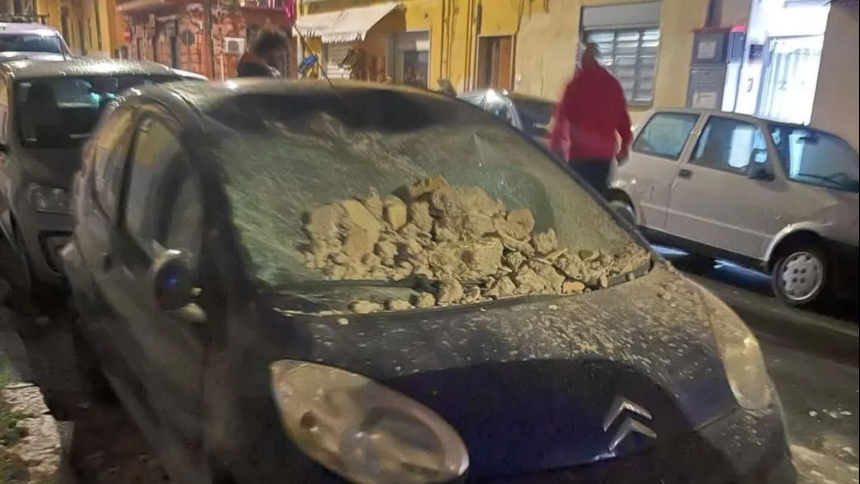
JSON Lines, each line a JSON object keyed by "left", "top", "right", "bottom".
{"left": 666, "top": 250, "right": 859, "bottom": 484}
{"left": 1, "top": 253, "right": 858, "bottom": 483}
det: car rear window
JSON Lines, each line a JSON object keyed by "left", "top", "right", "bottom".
{"left": 0, "top": 33, "right": 63, "bottom": 54}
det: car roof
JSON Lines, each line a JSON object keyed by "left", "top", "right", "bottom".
{"left": 460, "top": 88, "right": 555, "bottom": 105}
{"left": 0, "top": 22, "right": 60, "bottom": 36}
{"left": 648, "top": 107, "right": 843, "bottom": 133}
{"left": 143, "top": 79, "right": 468, "bottom": 113}
{"left": 0, "top": 58, "right": 178, "bottom": 80}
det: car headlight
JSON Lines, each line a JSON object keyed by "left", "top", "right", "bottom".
{"left": 696, "top": 282, "right": 774, "bottom": 411}
{"left": 270, "top": 360, "right": 469, "bottom": 484}
{"left": 27, "top": 183, "right": 70, "bottom": 214}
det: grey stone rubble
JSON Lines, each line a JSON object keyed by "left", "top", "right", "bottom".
{"left": 303, "top": 177, "right": 650, "bottom": 313}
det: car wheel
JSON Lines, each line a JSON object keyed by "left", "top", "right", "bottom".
{"left": 772, "top": 245, "right": 828, "bottom": 307}
{"left": 608, "top": 198, "right": 636, "bottom": 225}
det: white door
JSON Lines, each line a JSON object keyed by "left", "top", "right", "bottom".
{"left": 323, "top": 42, "right": 354, "bottom": 80}
{"left": 617, "top": 112, "right": 700, "bottom": 231}
{"left": 665, "top": 115, "right": 784, "bottom": 260}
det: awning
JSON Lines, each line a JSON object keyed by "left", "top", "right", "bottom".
{"left": 118, "top": 0, "right": 177, "bottom": 13}
{"left": 296, "top": 2, "right": 400, "bottom": 43}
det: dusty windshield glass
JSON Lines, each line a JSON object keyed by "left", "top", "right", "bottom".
{"left": 204, "top": 90, "right": 648, "bottom": 309}
{"left": 0, "top": 34, "right": 63, "bottom": 54}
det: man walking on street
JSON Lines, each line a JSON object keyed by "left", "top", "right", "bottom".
{"left": 237, "top": 29, "right": 289, "bottom": 78}
{"left": 550, "top": 43, "right": 632, "bottom": 196}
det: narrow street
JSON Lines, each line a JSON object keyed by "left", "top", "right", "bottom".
{"left": 2, "top": 253, "right": 859, "bottom": 483}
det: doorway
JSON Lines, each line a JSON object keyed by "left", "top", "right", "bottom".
{"left": 477, "top": 35, "right": 514, "bottom": 91}
{"left": 757, "top": 36, "right": 824, "bottom": 125}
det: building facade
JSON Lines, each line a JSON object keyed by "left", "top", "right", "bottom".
{"left": 35, "top": 0, "right": 127, "bottom": 58}
{"left": 118, "top": 0, "right": 294, "bottom": 80}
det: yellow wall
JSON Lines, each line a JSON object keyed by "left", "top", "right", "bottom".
{"left": 516, "top": 0, "right": 709, "bottom": 120}
{"left": 37, "top": 0, "right": 126, "bottom": 57}
{"left": 302, "top": 0, "right": 478, "bottom": 92}
{"left": 811, "top": 4, "right": 859, "bottom": 151}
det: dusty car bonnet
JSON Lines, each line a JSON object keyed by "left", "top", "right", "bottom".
{"left": 260, "top": 265, "right": 735, "bottom": 477}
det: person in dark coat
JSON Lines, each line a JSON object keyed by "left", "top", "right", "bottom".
{"left": 237, "top": 29, "right": 289, "bottom": 78}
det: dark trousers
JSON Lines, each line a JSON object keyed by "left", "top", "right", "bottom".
{"left": 570, "top": 159, "right": 612, "bottom": 197}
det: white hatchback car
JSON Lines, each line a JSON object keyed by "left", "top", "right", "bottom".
{"left": 610, "top": 109, "right": 859, "bottom": 307}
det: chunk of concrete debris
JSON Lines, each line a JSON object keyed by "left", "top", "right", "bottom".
{"left": 498, "top": 208, "right": 536, "bottom": 240}
{"left": 386, "top": 299, "right": 413, "bottom": 311}
{"left": 562, "top": 280, "right": 586, "bottom": 294}
{"left": 430, "top": 186, "right": 504, "bottom": 218}
{"left": 438, "top": 279, "right": 465, "bottom": 306}
{"left": 413, "top": 292, "right": 437, "bottom": 308}
{"left": 410, "top": 201, "right": 434, "bottom": 232}
{"left": 363, "top": 190, "right": 384, "bottom": 221}
{"left": 302, "top": 177, "right": 645, "bottom": 311}
{"left": 350, "top": 301, "right": 383, "bottom": 314}
{"left": 532, "top": 229, "right": 558, "bottom": 255}
{"left": 383, "top": 196, "right": 408, "bottom": 231}
{"left": 485, "top": 276, "right": 517, "bottom": 298}
{"left": 408, "top": 176, "right": 450, "bottom": 200}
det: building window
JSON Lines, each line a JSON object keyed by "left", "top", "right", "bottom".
{"left": 477, "top": 35, "right": 514, "bottom": 91}
{"left": 392, "top": 32, "right": 430, "bottom": 89}
{"left": 585, "top": 28, "right": 660, "bottom": 105}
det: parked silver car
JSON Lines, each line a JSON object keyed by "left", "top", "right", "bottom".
{"left": 610, "top": 109, "right": 859, "bottom": 307}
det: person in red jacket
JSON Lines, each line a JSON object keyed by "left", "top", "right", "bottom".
{"left": 550, "top": 43, "right": 632, "bottom": 196}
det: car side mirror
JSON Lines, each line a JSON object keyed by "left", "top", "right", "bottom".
{"left": 750, "top": 167, "right": 774, "bottom": 181}
{"left": 150, "top": 249, "right": 196, "bottom": 311}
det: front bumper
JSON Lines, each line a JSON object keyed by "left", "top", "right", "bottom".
{"left": 259, "top": 402, "right": 794, "bottom": 484}
{"left": 14, "top": 202, "right": 72, "bottom": 285}
{"left": 471, "top": 403, "right": 795, "bottom": 484}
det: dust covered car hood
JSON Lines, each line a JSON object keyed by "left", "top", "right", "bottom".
{"left": 261, "top": 265, "right": 736, "bottom": 478}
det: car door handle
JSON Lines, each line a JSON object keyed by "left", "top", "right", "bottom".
{"left": 678, "top": 169, "right": 693, "bottom": 180}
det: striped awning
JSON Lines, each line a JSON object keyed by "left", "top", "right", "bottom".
{"left": 295, "top": 2, "right": 400, "bottom": 43}
{"left": 118, "top": 0, "right": 177, "bottom": 13}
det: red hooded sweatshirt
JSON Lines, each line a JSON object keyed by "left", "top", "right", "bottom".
{"left": 550, "top": 60, "right": 632, "bottom": 162}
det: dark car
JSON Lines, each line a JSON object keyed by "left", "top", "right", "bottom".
{"left": 0, "top": 59, "right": 189, "bottom": 307}
{"left": 459, "top": 89, "right": 555, "bottom": 144}
{"left": 62, "top": 80, "right": 795, "bottom": 484}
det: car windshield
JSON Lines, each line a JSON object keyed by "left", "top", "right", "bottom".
{"left": 769, "top": 124, "right": 859, "bottom": 193}
{"left": 511, "top": 96, "right": 555, "bottom": 139}
{"left": 0, "top": 33, "right": 63, "bottom": 54}
{"left": 15, "top": 74, "right": 177, "bottom": 148}
{"left": 201, "top": 89, "right": 649, "bottom": 306}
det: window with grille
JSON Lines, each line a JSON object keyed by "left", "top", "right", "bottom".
{"left": 585, "top": 28, "right": 660, "bottom": 105}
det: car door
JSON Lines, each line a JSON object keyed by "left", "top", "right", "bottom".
{"left": 615, "top": 111, "right": 700, "bottom": 230}
{"left": 93, "top": 109, "right": 208, "bottom": 464}
{"left": 664, "top": 114, "right": 782, "bottom": 260}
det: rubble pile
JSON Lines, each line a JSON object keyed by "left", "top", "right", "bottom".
{"left": 303, "top": 177, "right": 649, "bottom": 312}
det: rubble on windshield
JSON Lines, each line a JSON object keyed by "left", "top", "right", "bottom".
{"left": 302, "top": 177, "right": 650, "bottom": 313}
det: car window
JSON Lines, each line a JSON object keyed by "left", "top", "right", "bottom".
{"left": 691, "top": 117, "right": 767, "bottom": 175}
{"left": 770, "top": 124, "right": 859, "bottom": 193}
{"left": 92, "top": 107, "right": 135, "bottom": 219}
{"left": 512, "top": 97, "right": 555, "bottom": 139}
{"left": 483, "top": 93, "right": 515, "bottom": 125}
{"left": 460, "top": 93, "right": 485, "bottom": 107}
{"left": 0, "top": 33, "right": 64, "bottom": 54}
{"left": 124, "top": 116, "right": 203, "bottom": 259}
{"left": 633, "top": 113, "right": 698, "bottom": 160}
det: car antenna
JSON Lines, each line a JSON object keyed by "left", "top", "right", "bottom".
{"left": 291, "top": 26, "right": 340, "bottom": 97}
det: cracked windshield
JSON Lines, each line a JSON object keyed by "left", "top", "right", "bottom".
{"left": 0, "top": 2, "right": 857, "bottom": 484}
